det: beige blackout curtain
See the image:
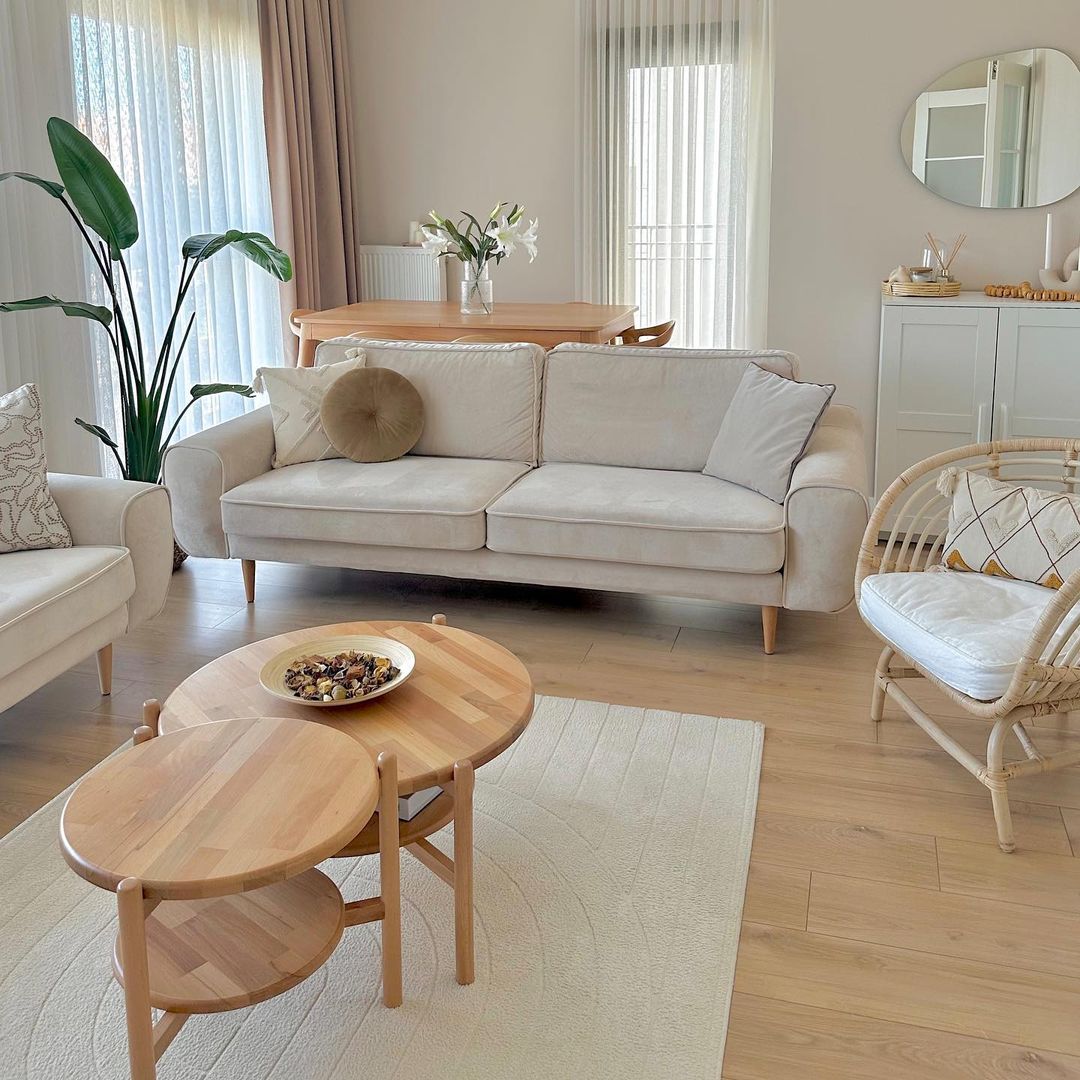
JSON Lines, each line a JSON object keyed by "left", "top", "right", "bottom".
{"left": 258, "top": 0, "right": 358, "bottom": 360}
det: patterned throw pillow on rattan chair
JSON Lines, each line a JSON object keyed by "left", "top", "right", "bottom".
{"left": 939, "top": 468, "right": 1080, "bottom": 589}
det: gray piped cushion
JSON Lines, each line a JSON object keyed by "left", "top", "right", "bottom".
{"left": 703, "top": 363, "right": 835, "bottom": 503}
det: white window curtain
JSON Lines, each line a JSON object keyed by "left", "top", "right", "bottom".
{"left": 0, "top": 0, "right": 101, "bottom": 474}
{"left": 67, "top": 0, "right": 284, "bottom": 452}
{"left": 577, "top": 0, "right": 773, "bottom": 348}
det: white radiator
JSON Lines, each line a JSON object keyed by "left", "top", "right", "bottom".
{"left": 357, "top": 245, "right": 446, "bottom": 301}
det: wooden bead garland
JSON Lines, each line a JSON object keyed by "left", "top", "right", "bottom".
{"left": 984, "top": 282, "right": 1080, "bottom": 302}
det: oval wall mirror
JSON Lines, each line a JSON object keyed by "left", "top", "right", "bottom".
{"left": 901, "top": 48, "right": 1080, "bottom": 208}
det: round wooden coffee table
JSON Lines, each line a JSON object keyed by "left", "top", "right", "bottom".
{"left": 60, "top": 716, "right": 378, "bottom": 1080}
{"left": 154, "top": 617, "right": 534, "bottom": 991}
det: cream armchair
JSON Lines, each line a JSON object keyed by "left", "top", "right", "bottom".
{"left": 0, "top": 474, "right": 173, "bottom": 713}
{"left": 856, "top": 439, "right": 1080, "bottom": 852}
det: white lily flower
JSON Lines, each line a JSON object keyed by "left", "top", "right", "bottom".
{"left": 485, "top": 217, "right": 518, "bottom": 256}
{"left": 420, "top": 224, "right": 451, "bottom": 255}
{"left": 518, "top": 217, "right": 539, "bottom": 262}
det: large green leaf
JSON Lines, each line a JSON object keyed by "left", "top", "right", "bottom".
{"left": 46, "top": 117, "right": 138, "bottom": 259}
{"left": 0, "top": 171, "right": 65, "bottom": 198}
{"left": 182, "top": 231, "right": 293, "bottom": 281}
{"left": 189, "top": 382, "right": 256, "bottom": 400}
{"left": 0, "top": 295, "right": 112, "bottom": 326}
{"left": 74, "top": 417, "right": 120, "bottom": 449}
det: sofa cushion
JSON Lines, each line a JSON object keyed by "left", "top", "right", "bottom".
{"left": 541, "top": 345, "right": 799, "bottom": 471}
{"left": 315, "top": 338, "right": 543, "bottom": 464}
{"left": 858, "top": 570, "right": 1069, "bottom": 701}
{"left": 0, "top": 545, "right": 134, "bottom": 680}
{"left": 221, "top": 456, "right": 531, "bottom": 551}
{"left": 486, "top": 462, "right": 785, "bottom": 573}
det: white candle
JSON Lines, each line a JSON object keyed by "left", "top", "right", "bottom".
{"left": 1045, "top": 212, "right": 1054, "bottom": 269}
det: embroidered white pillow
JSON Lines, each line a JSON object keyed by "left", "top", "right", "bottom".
{"left": 940, "top": 469, "right": 1080, "bottom": 589}
{"left": 0, "top": 382, "right": 72, "bottom": 553}
{"left": 703, "top": 363, "right": 835, "bottom": 503}
{"left": 254, "top": 354, "right": 366, "bottom": 468}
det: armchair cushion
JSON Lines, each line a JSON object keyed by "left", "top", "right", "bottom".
{"left": 858, "top": 570, "right": 1071, "bottom": 700}
{"left": 0, "top": 546, "right": 134, "bottom": 681}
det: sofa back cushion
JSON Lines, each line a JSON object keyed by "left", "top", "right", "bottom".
{"left": 314, "top": 338, "right": 544, "bottom": 463}
{"left": 540, "top": 344, "right": 800, "bottom": 471}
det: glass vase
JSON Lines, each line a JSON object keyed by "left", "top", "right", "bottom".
{"left": 461, "top": 262, "right": 493, "bottom": 315}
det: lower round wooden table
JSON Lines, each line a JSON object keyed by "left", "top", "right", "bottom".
{"left": 153, "top": 616, "right": 534, "bottom": 996}
{"left": 60, "top": 716, "right": 379, "bottom": 1080}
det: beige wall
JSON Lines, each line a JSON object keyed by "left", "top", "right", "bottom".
{"left": 344, "top": 0, "right": 1080, "bottom": 453}
{"left": 343, "top": 0, "right": 578, "bottom": 302}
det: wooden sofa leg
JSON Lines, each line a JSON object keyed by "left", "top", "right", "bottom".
{"left": 761, "top": 606, "right": 778, "bottom": 655}
{"left": 242, "top": 559, "right": 255, "bottom": 604}
{"left": 96, "top": 644, "right": 113, "bottom": 695}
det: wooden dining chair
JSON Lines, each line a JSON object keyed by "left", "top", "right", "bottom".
{"left": 451, "top": 333, "right": 504, "bottom": 343}
{"left": 619, "top": 319, "right": 676, "bottom": 347}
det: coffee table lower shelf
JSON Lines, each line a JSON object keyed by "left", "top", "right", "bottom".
{"left": 112, "top": 869, "right": 344, "bottom": 1014}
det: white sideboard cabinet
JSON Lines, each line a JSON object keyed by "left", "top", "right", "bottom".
{"left": 875, "top": 292, "right": 1080, "bottom": 498}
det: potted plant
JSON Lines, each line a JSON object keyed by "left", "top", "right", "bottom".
{"left": 0, "top": 117, "right": 292, "bottom": 568}
{"left": 421, "top": 203, "right": 538, "bottom": 314}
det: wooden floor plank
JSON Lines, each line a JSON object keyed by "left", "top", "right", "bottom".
{"left": 808, "top": 872, "right": 1080, "bottom": 979}
{"left": 750, "top": 811, "right": 940, "bottom": 888}
{"left": 743, "top": 862, "right": 810, "bottom": 930}
{"left": 734, "top": 923, "right": 1080, "bottom": 1057}
{"left": 938, "top": 839, "right": 1080, "bottom": 913}
{"left": 723, "top": 993, "right": 1080, "bottom": 1080}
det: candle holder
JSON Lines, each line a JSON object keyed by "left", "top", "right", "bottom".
{"left": 1039, "top": 248, "right": 1080, "bottom": 292}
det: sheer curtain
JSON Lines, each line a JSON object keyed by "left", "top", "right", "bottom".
{"left": 577, "top": 0, "right": 773, "bottom": 348}
{"left": 0, "top": 0, "right": 102, "bottom": 473}
{"left": 67, "top": 0, "right": 284, "bottom": 450}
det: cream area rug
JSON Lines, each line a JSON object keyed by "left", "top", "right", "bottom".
{"left": 0, "top": 696, "right": 763, "bottom": 1080}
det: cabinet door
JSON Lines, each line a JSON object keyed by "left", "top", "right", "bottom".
{"left": 994, "top": 308, "right": 1080, "bottom": 439}
{"left": 876, "top": 305, "right": 998, "bottom": 498}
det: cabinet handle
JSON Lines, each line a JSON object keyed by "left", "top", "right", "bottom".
{"left": 976, "top": 403, "right": 989, "bottom": 442}
{"left": 999, "top": 402, "right": 1010, "bottom": 439}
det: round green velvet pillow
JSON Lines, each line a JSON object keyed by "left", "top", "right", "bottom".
{"left": 319, "top": 367, "right": 424, "bottom": 462}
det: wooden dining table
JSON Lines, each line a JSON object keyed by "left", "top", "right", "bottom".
{"left": 291, "top": 300, "right": 637, "bottom": 366}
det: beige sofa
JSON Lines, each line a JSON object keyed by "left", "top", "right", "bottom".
{"left": 0, "top": 475, "right": 173, "bottom": 712}
{"left": 164, "top": 340, "right": 869, "bottom": 652}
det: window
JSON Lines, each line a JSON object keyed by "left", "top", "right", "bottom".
{"left": 68, "top": 0, "right": 281, "bottom": 448}
{"left": 579, "top": 2, "right": 771, "bottom": 348}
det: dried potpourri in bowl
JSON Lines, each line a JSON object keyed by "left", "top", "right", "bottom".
{"left": 285, "top": 650, "right": 399, "bottom": 702}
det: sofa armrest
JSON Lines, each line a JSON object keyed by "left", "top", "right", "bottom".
{"left": 162, "top": 406, "right": 275, "bottom": 558}
{"left": 782, "top": 405, "right": 870, "bottom": 612}
{"left": 48, "top": 473, "right": 173, "bottom": 629}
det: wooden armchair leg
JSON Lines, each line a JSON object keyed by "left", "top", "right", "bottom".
{"left": 242, "top": 560, "right": 255, "bottom": 604}
{"left": 761, "top": 606, "right": 779, "bottom": 655}
{"left": 96, "top": 644, "right": 113, "bottom": 695}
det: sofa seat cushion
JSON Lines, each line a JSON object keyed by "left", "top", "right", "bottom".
{"left": 858, "top": 570, "right": 1067, "bottom": 701}
{"left": 486, "top": 463, "right": 785, "bottom": 573}
{"left": 0, "top": 545, "right": 134, "bottom": 680}
{"left": 221, "top": 457, "right": 531, "bottom": 552}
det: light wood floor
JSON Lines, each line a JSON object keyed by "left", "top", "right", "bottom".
{"left": 5, "top": 557, "right": 1080, "bottom": 1078}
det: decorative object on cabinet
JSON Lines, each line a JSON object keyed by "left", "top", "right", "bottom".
{"left": 925, "top": 231, "right": 966, "bottom": 282}
{"left": 984, "top": 282, "right": 1080, "bottom": 302}
{"left": 1038, "top": 212, "right": 1080, "bottom": 291}
{"left": 882, "top": 279, "right": 962, "bottom": 298}
{"left": 876, "top": 291, "right": 1080, "bottom": 500}
{"left": 901, "top": 48, "right": 1080, "bottom": 208}
{"left": 888, "top": 265, "right": 913, "bottom": 284}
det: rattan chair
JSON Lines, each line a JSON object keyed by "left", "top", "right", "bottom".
{"left": 856, "top": 438, "right": 1080, "bottom": 852}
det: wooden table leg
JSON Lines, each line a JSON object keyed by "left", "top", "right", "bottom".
{"left": 377, "top": 752, "right": 402, "bottom": 1007}
{"left": 298, "top": 324, "right": 318, "bottom": 368}
{"left": 117, "top": 878, "right": 157, "bottom": 1080}
{"left": 453, "top": 759, "right": 475, "bottom": 986}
